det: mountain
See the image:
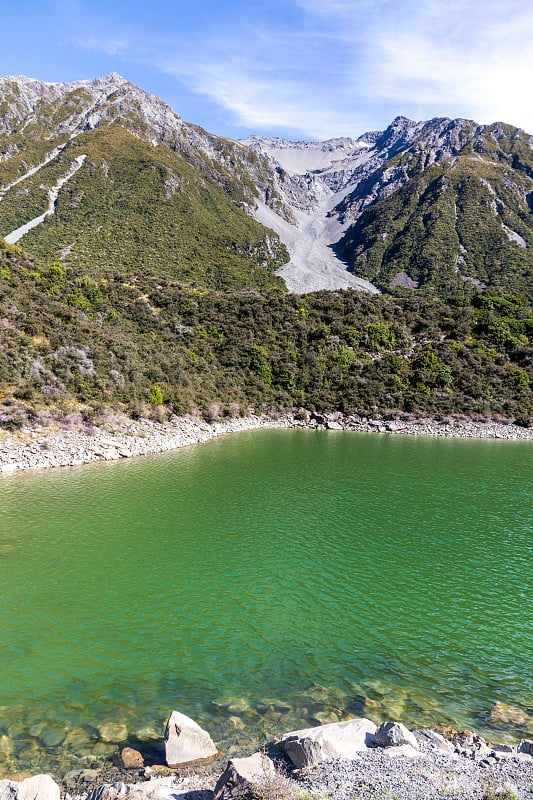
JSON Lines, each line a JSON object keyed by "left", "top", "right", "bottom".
{"left": 332, "top": 117, "right": 533, "bottom": 298}
{"left": 0, "top": 73, "right": 289, "bottom": 291}
{"left": 0, "top": 74, "right": 531, "bottom": 424}
{"left": 1, "top": 74, "right": 532, "bottom": 300}
{"left": 244, "top": 118, "right": 533, "bottom": 300}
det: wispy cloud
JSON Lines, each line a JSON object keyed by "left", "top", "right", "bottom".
{"left": 71, "top": 0, "right": 533, "bottom": 138}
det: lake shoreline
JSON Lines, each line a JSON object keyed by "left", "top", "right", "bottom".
{"left": 1, "top": 410, "right": 532, "bottom": 474}
{"left": 1, "top": 716, "right": 533, "bottom": 800}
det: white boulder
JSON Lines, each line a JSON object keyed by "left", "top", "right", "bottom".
{"left": 17, "top": 776, "right": 60, "bottom": 800}
{"left": 282, "top": 717, "right": 377, "bottom": 768}
{"left": 164, "top": 710, "right": 218, "bottom": 767}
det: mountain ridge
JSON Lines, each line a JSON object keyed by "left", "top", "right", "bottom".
{"left": 0, "top": 73, "right": 532, "bottom": 299}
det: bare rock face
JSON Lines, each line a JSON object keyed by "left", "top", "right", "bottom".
{"left": 16, "top": 775, "right": 60, "bottom": 800}
{"left": 164, "top": 710, "right": 218, "bottom": 767}
{"left": 214, "top": 753, "right": 276, "bottom": 800}
{"left": 372, "top": 721, "right": 419, "bottom": 749}
{"left": 281, "top": 717, "right": 377, "bottom": 768}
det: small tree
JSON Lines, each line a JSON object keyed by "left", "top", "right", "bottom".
{"left": 149, "top": 384, "right": 164, "bottom": 405}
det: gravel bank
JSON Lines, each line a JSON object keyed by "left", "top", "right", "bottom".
{"left": 3, "top": 729, "right": 532, "bottom": 800}
{"left": 296, "top": 737, "right": 533, "bottom": 800}
{"left": 0, "top": 411, "right": 532, "bottom": 474}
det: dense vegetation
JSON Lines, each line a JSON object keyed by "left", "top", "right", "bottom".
{"left": 0, "top": 124, "right": 288, "bottom": 291}
{"left": 1, "top": 239, "right": 531, "bottom": 425}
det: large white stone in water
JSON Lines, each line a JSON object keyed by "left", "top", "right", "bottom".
{"left": 164, "top": 710, "right": 218, "bottom": 767}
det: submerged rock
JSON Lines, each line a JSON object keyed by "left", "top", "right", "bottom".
{"left": 164, "top": 710, "right": 218, "bottom": 767}
{"left": 489, "top": 702, "right": 532, "bottom": 728}
{"left": 98, "top": 723, "right": 128, "bottom": 744}
{"left": 0, "top": 735, "right": 14, "bottom": 758}
{"left": 281, "top": 717, "right": 376, "bottom": 768}
{"left": 214, "top": 753, "right": 275, "bottom": 800}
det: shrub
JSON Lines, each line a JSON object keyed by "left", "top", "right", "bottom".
{"left": 148, "top": 384, "right": 164, "bottom": 405}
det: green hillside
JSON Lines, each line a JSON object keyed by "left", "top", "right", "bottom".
{"left": 1, "top": 239, "right": 531, "bottom": 424}
{"left": 0, "top": 125, "right": 287, "bottom": 291}
{"left": 0, "top": 75, "right": 289, "bottom": 291}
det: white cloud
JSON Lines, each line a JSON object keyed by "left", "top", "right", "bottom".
{"left": 371, "top": 2, "right": 533, "bottom": 130}
{"left": 71, "top": 0, "right": 533, "bottom": 138}
{"left": 73, "top": 34, "right": 131, "bottom": 58}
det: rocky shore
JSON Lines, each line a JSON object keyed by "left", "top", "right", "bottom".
{"left": 0, "top": 410, "right": 531, "bottom": 474}
{"left": 2, "top": 712, "right": 533, "bottom": 800}
{"left": 0, "top": 413, "right": 286, "bottom": 474}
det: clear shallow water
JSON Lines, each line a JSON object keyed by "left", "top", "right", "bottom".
{"left": 0, "top": 430, "right": 532, "bottom": 776}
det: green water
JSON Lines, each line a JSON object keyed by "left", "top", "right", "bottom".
{"left": 0, "top": 430, "right": 532, "bottom": 776}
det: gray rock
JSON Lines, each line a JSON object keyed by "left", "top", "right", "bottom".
{"left": 17, "top": 775, "right": 61, "bottom": 800}
{"left": 518, "top": 739, "right": 533, "bottom": 756}
{"left": 493, "top": 744, "right": 517, "bottom": 753}
{"left": 282, "top": 717, "right": 377, "bottom": 768}
{"left": 0, "top": 782, "right": 18, "bottom": 800}
{"left": 86, "top": 783, "right": 128, "bottom": 800}
{"left": 214, "top": 752, "right": 276, "bottom": 800}
{"left": 372, "top": 721, "right": 418, "bottom": 749}
{"left": 164, "top": 710, "right": 218, "bottom": 767}
{"left": 415, "top": 728, "right": 453, "bottom": 754}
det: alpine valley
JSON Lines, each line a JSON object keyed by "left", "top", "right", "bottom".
{"left": 0, "top": 73, "right": 532, "bottom": 423}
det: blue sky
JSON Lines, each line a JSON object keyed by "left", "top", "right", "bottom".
{"left": 3, "top": 0, "right": 533, "bottom": 140}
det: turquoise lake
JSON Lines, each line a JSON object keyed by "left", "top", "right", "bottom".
{"left": 0, "top": 429, "right": 532, "bottom": 777}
